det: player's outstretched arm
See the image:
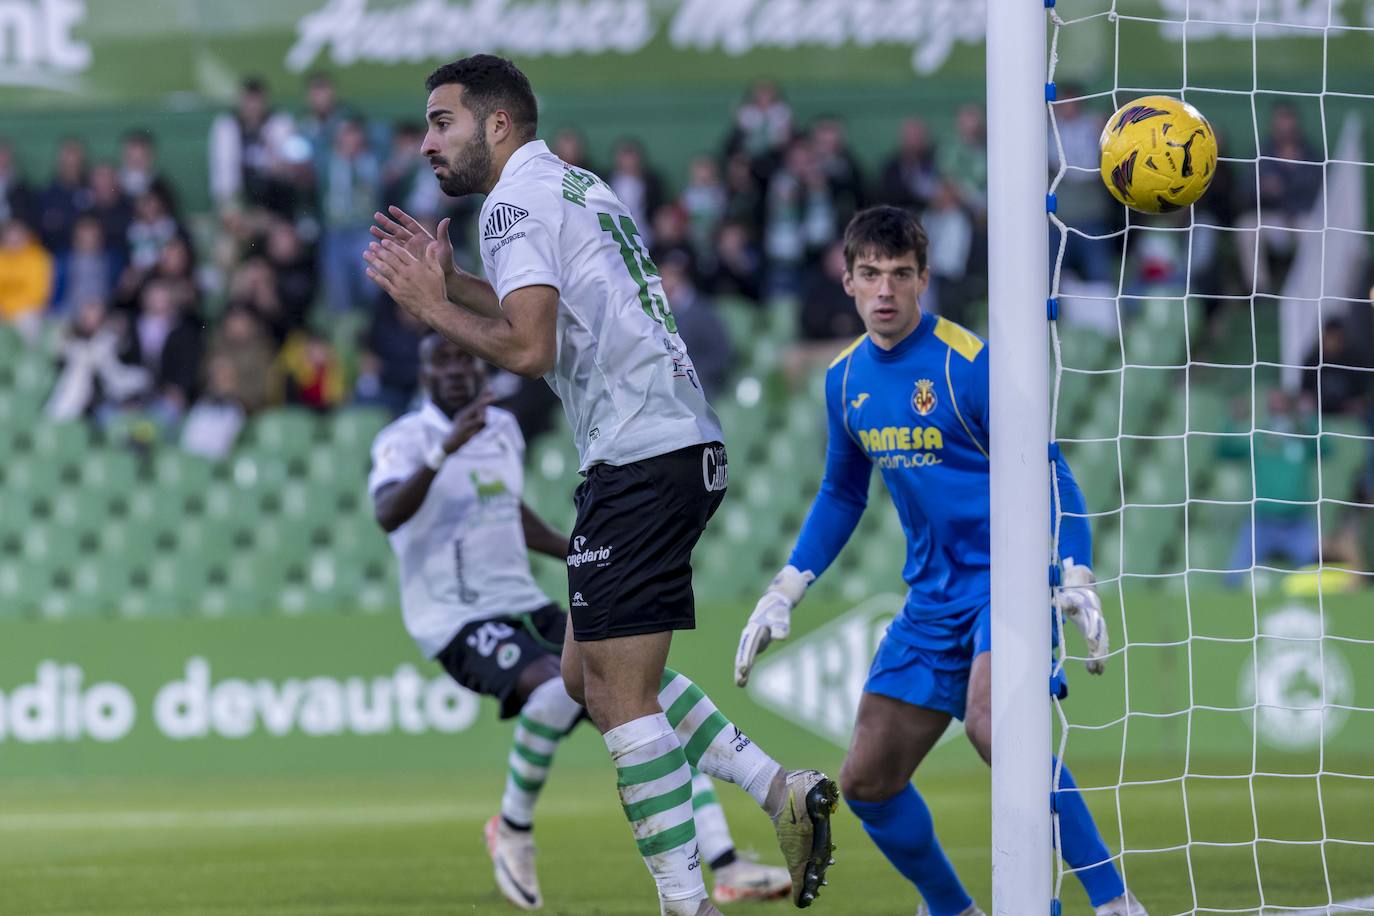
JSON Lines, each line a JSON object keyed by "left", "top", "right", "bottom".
{"left": 735, "top": 367, "right": 871, "bottom": 686}
{"left": 1053, "top": 453, "right": 1109, "bottom": 674}
{"left": 370, "top": 206, "right": 502, "bottom": 319}
{"left": 372, "top": 396, "right": 492, "bottom": 532}
{"left": 520, "top": 501, "right": 569, "bottom": 559}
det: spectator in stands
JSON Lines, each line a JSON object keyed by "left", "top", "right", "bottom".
{"left": 319, "top": 117, "right": 380, "bottom": 312}
{"left": 1219, "top": 388, "right": 1326, "bottom": 585}
{"left": 1302, "top": 318, "right": 1370, "bottom": 417}
{"left": 36, "top": 138, "right": 90, "bottom": 254}
{"left": 764, "top": 136, "right": 839, "bottom": 297}
{"left": 208, "top": 76, "right": 299, "bottom": 216}
{"left": 0, "top": 219, "right": 54, "bottom": 341}
{"left": 265, "top": 219, "right": 317, "bottom": 333}
{"left": 0, "top": 140, "right": 35, "bottom": 225}
{"left": 649, "top": 204, "right": 698, "bottom": 284}
{"left": 940, "top": 104, "right": 989, "bottom": 218}
{"left": 810, "top": 116, "right": 865, "bottom": 225}
{"left": 125, "top": 188, "right": 181, "bottom": 273}
{"left": 680, "top": 154, "right": 727, "bottom": 270}
{"left": 115, "top": 233, "right": 198, "bottom": 318}
{"left": 1237, "top": 103, "right": 1325, "bottom": 294}
{"left": 46, "top": 298, "right": 150, "bottom": 422}
{"left": 57, "top": 217, "right": 118, "bottom": 316}
{"left": 879, "top": 118, "right": 939, "bottom": 213}
{"left": 722, "top": 151, "right": 765, "bottom": 235}
{"left": 356, "top": 297, "right": 427, "bottom": 415}
{"left": 119, "top": 279, "right": 203, "bottom": 426}
{"left": 87, "top": 162, "right": 133, "bottom": 266}
{"left": 657, "top": 251, "right": 732, "bottom": 399}
{"left": 921, "top": 179, "right": 978, "bottom": 326}
{"left": 711, "top": 221, "right": 763, "bottom": 305}
{"left": 180, "top": 354, "right": 247, "bottom": 460}
{"left": 381, "top": 120, "right": 442, "bottom": 223}
{"left": 608, "top": 138, "right": 665, "bottom": 242}
{"left": 119, "top": 129, "right": 179, "bottom": 215}
{"left": 727, "top": 80, "right": 793, "bottom": 169}
{"left": 552, "top": 126, "right": 595, "bottom": 172}
{"left": 226, "top": 256, "right": 292, "bottom": 344}
{"left": 798, "top": 238, "right": 864, "bottom": 343}
{"left": 298, "top": 71, "right": 351, "bottom": 175}
{"left": 1049, "top": 87, "right": 1113, "bottom": 284}
{"left": 205, "top": 305, "right": 276, "bottom": 414}
{"left": 276, "top": 328, "right": 344, "bottom": 411}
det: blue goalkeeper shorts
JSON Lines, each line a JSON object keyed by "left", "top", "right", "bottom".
{"left": 864, "top": 601, "right": 1067, "bottom": 721}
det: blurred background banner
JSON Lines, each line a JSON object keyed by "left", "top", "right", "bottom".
{"left": 0, "top": 0, "right": 1367, "bottom": 107}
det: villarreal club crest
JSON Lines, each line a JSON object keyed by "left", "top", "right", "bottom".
{"left": 912, "top": 379, "right": 938, "bottom": 417}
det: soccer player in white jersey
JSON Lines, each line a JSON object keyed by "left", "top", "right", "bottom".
{"left": 363, "top": 55, "right": 838, "bottom": 915}
{"left": 370, "top": 334, "right": 793, "bottom": 910}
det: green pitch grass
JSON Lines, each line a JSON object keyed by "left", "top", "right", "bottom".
{"left": 2, "top": 750, "right": 1370, "bottom": 915}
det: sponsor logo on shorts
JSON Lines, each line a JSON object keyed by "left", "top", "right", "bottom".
{"left": 496, "top": 643, "right": 522, "bottom": 670}
{"left": 702, "top": 445, "right": 728, "bottom": 492}
{"left": 567, "top": 535, "right": 613, "bottom": 568}
{"left": 572, "top": 592, "right": 589, "bottom": 607}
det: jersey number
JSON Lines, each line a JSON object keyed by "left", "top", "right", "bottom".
{"left": 598, "top": 212, "right": 678, "bottom": 334}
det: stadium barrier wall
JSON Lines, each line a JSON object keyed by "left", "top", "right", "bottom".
{"left": 2, "top": 591, "right": 1369, "bottom": 779}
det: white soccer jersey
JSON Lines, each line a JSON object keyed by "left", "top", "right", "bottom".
{"left": 478, "top": 140, "right": 724, "bottom": 471}
{"left": 368, "top": 403, "right": 551, "bottom": 657}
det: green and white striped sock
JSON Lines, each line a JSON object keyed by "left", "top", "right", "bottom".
{"left": 659, "top": 668, "right": 783, "bottom": 810}
{"left": 690, "top": 767, "right": 735, "bottom": 867}
{"left": 502, "top": 678, "right": 582, "bottom": 828}
{"left": 605, "top": 712, "right": 707, "bottom": 912}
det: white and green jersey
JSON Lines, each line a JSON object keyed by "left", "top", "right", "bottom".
{"left": 478, "top": 140, "right": 723, "bottom": 472}
{"left": 368, "top": 403, "right": 550, "bottom": 657}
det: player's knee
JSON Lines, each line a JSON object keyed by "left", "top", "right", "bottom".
{"left": 839, "top": 756, "right": 903, "bottom": 803}
{"left": 964, "top": 710, "right": 992, "bottom": 765}
{"left": 560, "top": 653, "right": 585, "bottom": 707}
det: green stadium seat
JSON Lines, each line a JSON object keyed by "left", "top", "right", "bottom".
{"left": 153, "top": 450, "right": 214, "bottom": 492}
{"left": 81, "top": 449, "right": 139, "bottom": 495}
{"left": 329, "top": 407, "right": 391, "bottom": 450}
{"left": 249, "top": 408, "right": 319, "bottom": 454}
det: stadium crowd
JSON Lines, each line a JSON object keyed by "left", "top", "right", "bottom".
{"left": 0, "top": 76, "right": 1370, "bottom": 495}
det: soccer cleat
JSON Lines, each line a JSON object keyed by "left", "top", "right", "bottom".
{"left": 711, "top": 855, "right": 792, "bottom": 903}
{"left": 484, "top": 814, "right": 542, "bottom": 910}
{"left": 1095, "top": 891, "right": 1148, "bottom": 916}
{"left": 770, "top": 769, "right": 839, "bottom": 908}
{"left": 916, "top": 906, "right": 985, "bottom": 916}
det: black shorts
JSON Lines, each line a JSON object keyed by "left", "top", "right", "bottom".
{"left": 434, "top": 603, "right": 567, "bottom": 719}
{"left": 567, "top": 442, "right": 727, "bottom": 641}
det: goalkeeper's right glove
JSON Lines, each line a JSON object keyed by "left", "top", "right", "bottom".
{"left": 1057, "top": 558, "right": 1109, "bottom": 675}
{"left": 734, "top": 565, "right": 814, "bottom": 687}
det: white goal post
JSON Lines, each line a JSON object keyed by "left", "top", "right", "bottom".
{"left": 987, "top": 0, "right": 1054, "bottom": 912}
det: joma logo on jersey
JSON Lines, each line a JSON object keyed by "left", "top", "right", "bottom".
{"left": 483, "top": 203, "right": 529, "bottom": 239}
{"left": 912, "top": 379, "right": 937, "bottom": 416}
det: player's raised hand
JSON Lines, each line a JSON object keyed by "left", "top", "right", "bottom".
{"left": 444, "top": 392, "right": 496, "bottom": 454}
{"left": 1057, "top": 558, "right": 1109, "bottom": 675}
{"left": 371, "top": 207, "right": 454, "bottom": 276}
{"left": 364, "top": 236, "right": 447, "bottom": 320}
{"left": 734, "top": 565, "right": 814, "bottom": 687}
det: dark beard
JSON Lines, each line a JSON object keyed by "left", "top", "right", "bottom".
{"left": 436, "top": 134, "right": 492, "bottom": 197}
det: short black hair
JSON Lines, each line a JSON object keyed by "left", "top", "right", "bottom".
{"left": 425, "top": 55, "right": 538, "bottom": 142}
{"left": 842, "top": 205, "right": 929, "bottom": 273}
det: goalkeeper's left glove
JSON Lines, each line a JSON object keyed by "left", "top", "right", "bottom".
{"left": 1057, "top": 558, "right": 1109, "bottom": 675}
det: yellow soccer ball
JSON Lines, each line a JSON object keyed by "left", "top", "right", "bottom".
{"left": 1099, "top": 95, "right": 1218, "bottom": 214}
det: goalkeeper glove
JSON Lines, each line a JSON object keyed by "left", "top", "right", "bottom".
{"left": 734, "top": 565, "right": 813, "bottom": 687}
{"left": 1057, "top": 558, "right": 1108, "bottom": 675}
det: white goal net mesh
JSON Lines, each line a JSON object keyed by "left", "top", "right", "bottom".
{"left": 1045, "top": 1, "right": 1374, "bottom": 913}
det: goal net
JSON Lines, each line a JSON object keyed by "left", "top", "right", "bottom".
{"left": 1041, "top": 0, "right": 1374, "bottom": 913}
